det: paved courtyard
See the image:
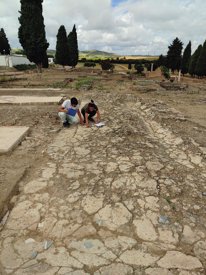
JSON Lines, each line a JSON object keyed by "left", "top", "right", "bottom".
{"left": 0, "top": 90, "right": 206, "bottom": 274}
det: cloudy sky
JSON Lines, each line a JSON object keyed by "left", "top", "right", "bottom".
{"left": 0, "top": 0, "right": 206, "bottom": 55}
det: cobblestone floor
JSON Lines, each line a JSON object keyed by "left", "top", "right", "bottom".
{"left": 0, "top": 90, "right": 206, "bottom": 275}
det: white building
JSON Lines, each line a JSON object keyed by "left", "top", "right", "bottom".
{"left": 48, "top": 57, "right": 54, "bottom": 64}
{"left": 0, "top": 55, "right": 34, "bottom": 67}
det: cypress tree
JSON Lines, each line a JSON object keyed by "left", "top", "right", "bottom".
{"left": 68, "top": 25, "right": 79, "bottom": 67}
{"left": 167, "top": 37, "right": 183, "bottom": 72}
{"left": 195, "top": 40, "right": 206, "bottom": 77}
{"left": 0, "top": 28, "right": 11, "bottom": 55}
{"left": 55, "top": 25, "right": 70, "bottom": 66}
{"left": 181, "top": 41, "right": 191, "bottom": 75}
{"left": 18, "top": 0, "right": 49, "bottom": 71}
{"left": 188, "top": 45, "right": 202, "bottom": 76}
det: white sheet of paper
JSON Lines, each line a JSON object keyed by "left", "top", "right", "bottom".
{"left": 95, "top": 122, "right": 105, "bottom": 127}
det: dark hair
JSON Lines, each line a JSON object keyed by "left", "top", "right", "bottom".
{"left": 71, "top": 97, "right": 78, "bottom": 106}
{"left": 88, "top": 99, "right": 95, "bottom": 108}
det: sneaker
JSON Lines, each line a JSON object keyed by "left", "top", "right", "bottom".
{"left": 63, "top": 121, "right": 70, "bottom": 127}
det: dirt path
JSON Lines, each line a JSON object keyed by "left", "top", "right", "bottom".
{"left": 0, "top": 89, "right": 205, "bottom": 274}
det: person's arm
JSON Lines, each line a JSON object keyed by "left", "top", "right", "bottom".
{"left": 96, "top": 110, "right": 101, "bottom": 123}
{"left": 77, "top": 109, "right": 84, "bottom": 125}
{"left": 58, "top": 105, "right": 67, "bottom": 112}
{"left": 85, "top": 113, "right": 89, "bottom": 127}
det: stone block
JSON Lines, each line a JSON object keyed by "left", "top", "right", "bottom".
{"left": 0, "top": 126, "right": 29, "bottom": 153}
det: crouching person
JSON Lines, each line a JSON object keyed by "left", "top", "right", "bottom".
{"left": 58, "top": 97, "right": 83, "bottom": 127}
{"left": 81, "top": 100, "right": 101, "bottom": 128}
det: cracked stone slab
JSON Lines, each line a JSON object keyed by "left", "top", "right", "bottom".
{"left": 0, "top": 243, "right": 24, "bottom": 269}
{"left": 182, "top": 225, "right": 205, "bottom": 244}
{"left": 37, "top": 247, "right": 83, "bottom": 269}
{"left": 120, "top": 249, "right": 159, "bottom": 266}
{"left": 157, "top": 251, "right": 203, "bottom": 270}
{"left": 133, "top": 216, "right": 157, "bottom": 241}
{"left": 23, "top": 179, "right": 48, "bottom": 194}
{"left": 104, "top": 236, "right": 137, "bottom": 255}
{"left": 6, "top": 200, "right": 41, "bottom": 230}
{"left": 145, "top": 267, "right": 173, "bottom": 275}
{"left": 0, "top": 126, "right": 29, "bottom": 153}
{"left": 82, "top": 195, "right": 104, "bottom": 215}
{"left": 146, "top": 160, "right": 164, "bottom": 171}
{"left": 69, "top": 239, "right": 116, "bottom": 267}
{"left": 0, "top": 96, "right": 62, "bottom": 104}
{"left": 94, "top": 203, "right": 132, "bottom": 231}
{"left": 58, "top": 269, "right": 90, "bottom": 275}
{"left": 194, "top": 240, "right": 206, "bottom": 260}
{"left": 94, "top": 263, "right": 133, "bottom": 275}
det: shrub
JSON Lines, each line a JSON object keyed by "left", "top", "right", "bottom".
{"left": 134, "top": 63, "right": 144, "bottom": 74}
{"left": 160, "top": 66, "right": 170, "bottom": 79}
{"left": 14, "top": 64, "right": 36, "bottom": 71}
{"left": 100, "top": 60, "right": 114, "bottom": 71}
{"left": 84, "top": 62, "right": 96, "bottom": 67}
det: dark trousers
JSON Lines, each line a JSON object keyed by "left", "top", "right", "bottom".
{"left": 81, "top": 109, "right": 96, "bottom": 122}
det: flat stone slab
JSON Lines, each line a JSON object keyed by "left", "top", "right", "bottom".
{"left": 0, "top": 96, "right": 62, "bottom": 104}
{"left": 0, "top": 88, "right": 61, "bottom": 91}
{"left": 0, "top": 126, "right": 29, "bottom": 153}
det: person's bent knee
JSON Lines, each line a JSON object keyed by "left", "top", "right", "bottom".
{"left": 58, "top": 112, "right": 67, "bottom": 122}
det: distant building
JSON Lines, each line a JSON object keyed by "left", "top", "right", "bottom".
{"left": 48, "top": 57, "right": 54, "bottom": 64}
{"left": 0, "top": 55, "right": 34, "bottom": 67}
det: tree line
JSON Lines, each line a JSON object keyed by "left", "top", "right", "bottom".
{"left": 156, "top": 37, "right": 206, "bottom": 77}
{"left": 1, "top": 0, "right": 206, "bottom": 76}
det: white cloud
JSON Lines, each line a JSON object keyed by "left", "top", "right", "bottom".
{"left": 0, "top": 0, "right": 206, "bottom": 55}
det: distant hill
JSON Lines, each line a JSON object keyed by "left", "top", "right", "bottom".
{"left": 47, "top": 49, "right": 117, "bottom": 58}
{"left": 12, "top": 48, "right": 157, "bottom": 60}
{"left": 80, "top": 50, "right": 117, "bottom": 57}
{"left": 47, "top": 49, "right": 56, "bottom": 56}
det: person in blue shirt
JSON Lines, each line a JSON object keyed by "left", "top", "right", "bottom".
{"left": 58, "top": 97, "right": 83, "bottom": 127}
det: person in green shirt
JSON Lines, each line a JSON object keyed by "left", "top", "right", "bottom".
{"left": 81, "top": 100, "right": 101, "bottom": 128}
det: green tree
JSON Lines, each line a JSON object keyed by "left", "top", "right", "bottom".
{"left": 68, "top": 25, "right": 79, "bottom": 67}
{"left": 0, "top": 28, "right": 11, "bottom": 55}
{"left": 188, "top": 44, "right": 202, "bottom": 76}
{"left": 195, "top": 40, "right": 206, "bottom": 77}
{"left": 181, "top": 41, "right": 191, "bottom": 75}
{"left": 18, "top": 0, "right": 49, "bottom": 71}
{"left": 55, "top": 25, "right": 70, "bottom": 66}
{"left": 167, "top": 37, "right": 183, "bottom": 72}
{"left": 100, "top": 60, "right": 114, "bottom": 71}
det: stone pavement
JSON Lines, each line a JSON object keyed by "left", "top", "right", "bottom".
{"left": 0, "top": 92, "right": 206, "bottom": 275}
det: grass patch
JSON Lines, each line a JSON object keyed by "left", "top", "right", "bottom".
{"left": 0, "top": 75, "right": 18, "bottom": 83}
{"left": 14, "top": 64, "right": 36, "bottom": 71}
{"left": 74, "top": 77, "right": 94, "bottom": 90}
{"left": 50, "top": 81, "right": 71, "bottom": 89}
